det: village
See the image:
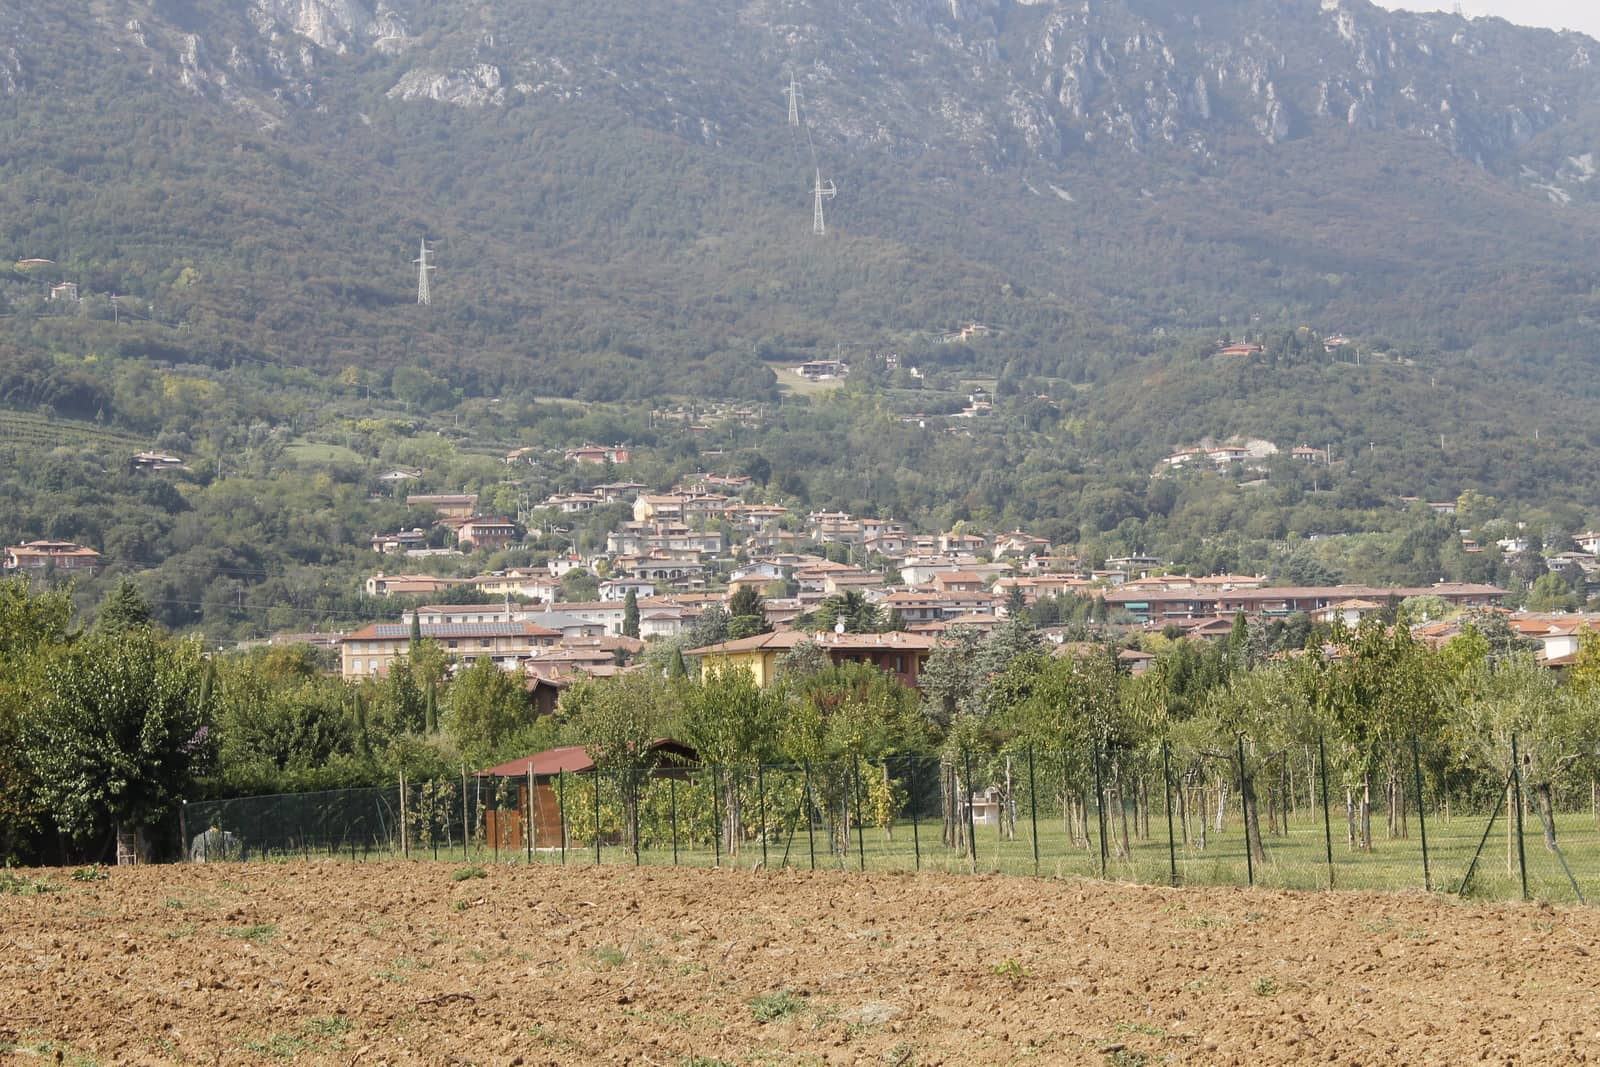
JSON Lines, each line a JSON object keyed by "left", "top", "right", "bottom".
{"left": 20, "top": 437, "right": 1553, "bottom": 694}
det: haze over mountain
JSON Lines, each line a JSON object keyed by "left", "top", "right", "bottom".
{"left": 2, "top": 0, "right": 1599, "bottom": 408}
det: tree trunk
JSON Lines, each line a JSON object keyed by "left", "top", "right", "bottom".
{"left": 1345, "top": 788, "right": 1356, "bottom": 850}
{"left": 941, "top": 762, "right": 957, "bottom": 848}
{"left": 1241, "top": 767, "right": 1267, "bottom": 866}
{"left": 1113, "top": 758, "right": 1131, "bottom": 859}
{"left": 1535, "top": 782, "right": 1559, "bottom": 853}
{"left": 1360, "top": 774, "right": 1373, "bottom": 851}
{"left": 1003, "top": 756, "right": 1015, "bottom": 841}
{"left": 1176, "top": 774, "right": 1189, "bottom": 847}
{"left": 1213, "top": 778, "right": 1228, "bottom": 834}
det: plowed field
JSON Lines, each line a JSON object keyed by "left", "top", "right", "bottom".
{"left": 3, "top": 863, "right": 1599, "bottom": 1064}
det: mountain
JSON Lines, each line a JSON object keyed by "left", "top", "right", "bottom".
{"left": 2, "top": 0, "right": 1600, "bottom": 405}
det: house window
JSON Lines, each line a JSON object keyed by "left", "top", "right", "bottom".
{"left": 480, "top": 639, "right": 491, "bottom": 649}
{"left": 448, "top": 640, "right": 459, "bottom": 649}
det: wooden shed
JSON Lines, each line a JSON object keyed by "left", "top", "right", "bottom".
{"left": 476, "top": 740, "right": 698, "bottom": 850}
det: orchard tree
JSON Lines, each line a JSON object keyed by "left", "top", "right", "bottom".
{"left": 1459, "top": 655, "right": 1600, "bottom": 852}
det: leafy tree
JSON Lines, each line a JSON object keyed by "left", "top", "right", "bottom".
{"left": 26, "top": 629, "right": 209, "bottom": 862}
{"left": 688, "top": 604, "right": 730, "bottom": 647}
{"left": 1526, "top": 572, "right": 1579, "bottom": 613}
{"left": 445, "top": 657, "right": 532, "bottom": 765}
{"left": 0, "top": 578, "right": 74, "bottom": 863}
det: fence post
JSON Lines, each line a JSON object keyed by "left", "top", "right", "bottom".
{"left": 1319, "top": 733, "right": 1335, "bottom": 890}
{"left": 399, "top": 772, "right": 408, "bottom": 859}
{"left": 711, "top": 766, "right": 722, "bottom": 868}
{"left": 961, "top": 750, "right": 978, "bottom": 871}
{"left": 527, "top": 766, "right": 535, "bottom": 865}
{"left": 1411, "top": 736, "right": 1431, "bottom": 892}
{"left": 462, "top": 766, "right": 471, "bottom": 863}
{"left": 853, "top": 755, "right": 867, "bottom": 872}
{"left": 592, "top": 772, "right": 602, "bottom": 866}
{"left": 758, "top": 763, "right": 770, "bottom": 871}
{"left": 1236, "top": 734, "right": 1254, "bottom": 888}
{"left": 179, "top": 800, "right": 188, "bottom": 864}
{"left": 669, "top": 774, "right": 680, "bottom": 867}
{"left": 1511, "top": 733, "right": 1529, "bottom": 901}
{"left": 1162, "top": 742, "right": 1178, "bottom": 888}
{"left": 1028, "top": 747, "right": 1040, "bottom": 876}
{"left": 1092, "top": 744, "right": 1108, "bottom": 879}
{"left": 806, "top": 764, "right": 819, "bottom": 870}
{"left": 558, "top": 770, "right": 568, "bottom": 866}
{"left": 632, "top": 769, "right": 642, "bottom": 867}
{"left": 1460, "top": 767, "right": 1513, "bottom": 898}
{"left": 908, "top": 757, "right": 921, "bottom": 872}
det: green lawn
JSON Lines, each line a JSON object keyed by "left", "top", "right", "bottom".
{"left": 234, "top": 798, "right": 1600, "bottom": 907}
{"left": 283, "top": 439, "right": 365, "bottom": 466}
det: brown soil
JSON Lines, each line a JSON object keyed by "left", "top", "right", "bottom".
{"left": 3, "top": 863, "right": 1598, "bottom": 1065}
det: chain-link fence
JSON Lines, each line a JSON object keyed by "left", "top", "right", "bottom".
{"left": 180, "top": 736, "right": 1600, "bottom": 904}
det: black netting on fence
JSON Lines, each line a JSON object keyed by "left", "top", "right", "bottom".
{"left": 177, "top": 738, "right": 1600, "bottom": 905}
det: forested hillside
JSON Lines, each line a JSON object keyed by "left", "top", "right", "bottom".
{"left": 2, "top": 0, "right": 1600, "bottom": 401}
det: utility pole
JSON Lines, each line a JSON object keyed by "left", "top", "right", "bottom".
{"left": 785, "top": 72, "right": 802, "bottom": 127}
{"left": 414, "top": 238, "right": 435, "bottom": 306}
{"left": 811, "top": 168, "right": 836, "bottom": 236}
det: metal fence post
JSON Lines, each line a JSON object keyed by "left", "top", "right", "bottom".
{"left": 1162, "top": 741, "right": 1178, "bottom": 887}
{"left": 1092, "top": 744, "right": 1108, "bottom": 879}
{"left": 399, "top": 773, "right": 408, "bottom": 858}
{"left": 526, "top": 766, "right": 535, "bottom": 865}
{"left": 1319, "top": 733, "right": 1335, "bottom": 890}
{"left": 632, "top": 769, "right": 641, "bottom": 867}
{"left": 558, "top": 770, "right": 568, "bottom": 865}
{"left": 908, "top": 758, "right": 921, "bottom": 871}
{"left": 1411, "top": 736, "right": 1431, "bottom": 892}
{"left": 758, "top": 763, "right": 770, "bottom": 871}
{"left": 1236, "top": 734, "right": 1254, "bottom": 887}
{"left": 853, "top": 755, "right": 867, "bottom": 872}
{"left": 462, "top": 766, "right": 471, "bottom": 863}
{"left": 1511, "top": 733, "right": 1529, "bottom": 901}
{"left": 711, "top": 766, "right": 722, "bottom": 868}
{"left": 179, "top": 800, "right": 188, "bottom": 864}
{"left": 964, "top": 750, "right": 978, "bottom": 871}
{"left": 1028, "top": 747, "right": 1040, "bottom": 876}
{"left": 1460, "top": 767, "right": 1513, "bottom": 898}
{"left": 803, "top": 760, "right": 817, "bottom": 871}
{"left": 592, "top": 771, "right": 602, "bottom": 866}
{"left": 669, "top": 774, "right": 680, "bottom": 867}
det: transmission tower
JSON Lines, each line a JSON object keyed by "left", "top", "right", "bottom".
{"left": 414, "top": 238, "right": 435, "bottom": 306}
{"left": 785, "top": 72, "right": 802, "bottom": 127}
{"left": 811, "top": 168, "right": 836, "bottom": 236}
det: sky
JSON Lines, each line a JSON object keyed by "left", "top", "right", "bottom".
{"left": 1374, "top": 1, "right": 1600, "bottom": 40}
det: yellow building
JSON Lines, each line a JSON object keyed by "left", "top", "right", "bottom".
{"left": 686, "top": 630, "right": 936, "bottom": 689}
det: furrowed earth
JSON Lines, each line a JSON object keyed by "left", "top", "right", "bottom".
{"left": 3, "top": 863, "right": 1598, "bottom": 1064}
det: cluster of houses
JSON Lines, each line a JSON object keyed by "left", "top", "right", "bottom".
{"left": 348, "top": 468, "right": 1600, "bottom": 692}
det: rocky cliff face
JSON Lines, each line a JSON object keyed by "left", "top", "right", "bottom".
{"left": 8, "top": 0, "right": 1600, "bottom": 195}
